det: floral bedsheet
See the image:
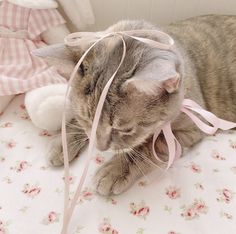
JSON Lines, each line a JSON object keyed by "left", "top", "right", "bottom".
{"left": 0, "top": 95, "right": 236, "bottom": 234}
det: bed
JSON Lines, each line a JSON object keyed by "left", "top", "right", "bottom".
{"left": 0, "top": 94, "right": 236, "bottom": 234}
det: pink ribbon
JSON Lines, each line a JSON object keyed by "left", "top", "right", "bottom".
{"left": 60, "top": 30, "right": 236, "bottom": 233}
{"left": 151, "top": 100, "right": 236, "bottom": 171}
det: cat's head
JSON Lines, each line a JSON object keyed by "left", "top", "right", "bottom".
{"left": 35, "top": 20, "right": 184, "bottom": 152}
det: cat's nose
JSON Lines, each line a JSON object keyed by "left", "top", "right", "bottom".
{"left": 96, "top": 139, "right": 110, "bottom": 151}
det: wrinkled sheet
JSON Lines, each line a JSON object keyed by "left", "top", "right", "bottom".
{"left": 0, "top": 95, "right": 236, "bottom": 234}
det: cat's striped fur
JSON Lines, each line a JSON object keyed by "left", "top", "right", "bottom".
{"left": 49, "top": 15, "right": 236, "bottom": 196}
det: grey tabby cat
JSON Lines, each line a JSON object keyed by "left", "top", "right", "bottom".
{"left": 47, "top": 15, "right": 236, "bottom": 196}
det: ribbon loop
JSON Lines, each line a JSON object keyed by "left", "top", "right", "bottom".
{"left": 181, "top": 99, "right": 236, "bottom": 134}
{"left": 64, "top": 30, "right": 174, "bottom": 50}
{"left": 152, "top": 123, "right": 182, "bottom": 170}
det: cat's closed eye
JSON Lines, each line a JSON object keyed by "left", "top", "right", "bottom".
{"left": 79, "top": 62, "right": 89, "bottom": 76}
{"left": 79, "top": 63, "right": 85, "bottom": 76}
{"left": 113, "top": 127, "right": 134, "bottom": 135}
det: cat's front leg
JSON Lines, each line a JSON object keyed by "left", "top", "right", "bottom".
{"left": 94, "top": 145, "right": 157, "bottom": 196}
{"left": 48, "top": 118, "right": 89, "bottom": 166}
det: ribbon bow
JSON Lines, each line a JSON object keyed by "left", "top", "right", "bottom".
{"left": 60, "top": 30, "right": 236, "bottom": 233}
{"left": 152, "top": 99, "right": 236, "bottom": 171}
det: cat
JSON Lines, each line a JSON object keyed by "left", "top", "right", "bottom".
{"left": 46, "top": 15, "right": 236, "bottom": 196}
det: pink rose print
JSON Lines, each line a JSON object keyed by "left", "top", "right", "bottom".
{"left": 5, "top": 140, "right": 16, "bottom": 149}
{"left": 0, "top": 225, "right": 6, "bottom": 234}
{"left": 39, "top": 130, "right": 52, "bottom": 137}
{"left": 220, "top": 211, "right": 233, "bottom": 220}
{"left": 229, "top": 140, "right": 236, "bottom": 149}
{"left": 216, "top": 188, "right": 235, "bottom": 203}
{"left": 98, "top": 218, "right": 119, "bottom": 234}
{"left": 181, "top": 199, "right": 208, "bottom": 220}
{"left": 42, "top": 211, "right": 60, "bottom": 225}
{"left": 181, "top": 207, "right": 197, "bottom": 220}
{"left": 82, "top": 187, "right": 94, "bottom": 201}
{"left": 78, "top": 187, "right": 94, "bottom": 203}
{"left": 94, "top": 155, "right": 105, "bottom": 165}
{"left": 0, "top": 122, "right": 13, "bottom": 128}
{"left": 211, "top": 150, "right": 226, "bottom": 160}
{"left": 165, "top": 186, "right": 181, "bottom": 199}
{"left": 106, "top": 197, "right": 117, "bottom": 205}
{"left": 193, "top": 199, "right": 208, "bottom": 213}
{"left": 62, "top": 175, "right": 76, "bottom": 184}
{"left": 187, "top": 162, "right": 202, "bottom": 173}
{"left": 22, "top": 183, "right": 41, "bottom": 198}
{"left": 0, "top": 220, "right": 9, "bottom": 234}
{"left": 130, "top": 201, "right": 150, "bottom": 219}
{"left": 10, "top": 161, "right": 31, "bottom": 172}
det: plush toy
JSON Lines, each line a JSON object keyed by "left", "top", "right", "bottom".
{"left": 0, "top": 0, "right": 94, "bottom": 131}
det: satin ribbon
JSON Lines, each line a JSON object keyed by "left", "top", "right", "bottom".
{"left": 60, "top": 30, "right": 236, "bottom": 233}
{"left": 152, "top": 100, "right": 236, "bottom": 170}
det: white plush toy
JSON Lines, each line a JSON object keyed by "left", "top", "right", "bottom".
{"left": 0, "top": 0, "right": 94, "bottom": 131}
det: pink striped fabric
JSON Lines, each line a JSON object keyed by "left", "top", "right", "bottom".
{"left": 0, "top": 0, "right": 67, "bottom": 96}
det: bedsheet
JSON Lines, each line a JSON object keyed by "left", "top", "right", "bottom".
{"left": 0, "top": 95, "right": 236, "bottom": 234}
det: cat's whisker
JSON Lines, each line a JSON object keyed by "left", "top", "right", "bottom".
{"left": 129, "top": 150, "right": 150, "bottom": 172}
{"left": 131, "top": 147, "right": 163, "bottom": 170}
{"left": 68, "top": 139, "right": 88, "bottom": 147}
{"left": 66, "top": 140, "right": 87, "bottom": 157}
{"left": 133, "top": 150, "right": 163, "bottom": 171}
{"left": 127, "top": 151, "right": 149, "bottom": 180}
{"left": 65, "top": 121, "right": 84, "bottom": 131}
{"left": 64, "top": 132, "right": 88, "bottom": 138}
{"left": 123, "top": 152, "right": 142, "bottom": 177}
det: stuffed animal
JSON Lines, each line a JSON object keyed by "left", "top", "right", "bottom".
{"left": 0, "top": 0, "right": 94, "bottom": 131}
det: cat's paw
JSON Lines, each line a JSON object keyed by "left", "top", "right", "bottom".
{"left": 93, "top": 160, "right": 136, "bottom": 196}
{"left": 47, "top": 136, "right": 64, "bottom": 167}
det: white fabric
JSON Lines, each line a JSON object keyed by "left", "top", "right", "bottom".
{"left": 0, "top": 95, "right": 236, "bottom": 234}
{"left": 25, "top": 84, "right": 72, "bottom": 131}
{"left": 7, "top": 0, "right": 58, "bottom": 9}
{"left": 58, "top": 0, "right": 95, "bottom": 29}
{"left": 41, "top": 24, "right": 70, "bottom": 44}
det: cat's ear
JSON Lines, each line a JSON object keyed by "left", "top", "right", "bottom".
{"left": 32, "top": 43, "right": 74, "bottom": 61}
{"left": 32, "top": 43, "right": 75, "bottom": 79}
{"left": 123, "top": 58, "right": 180, "bottom": 95}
